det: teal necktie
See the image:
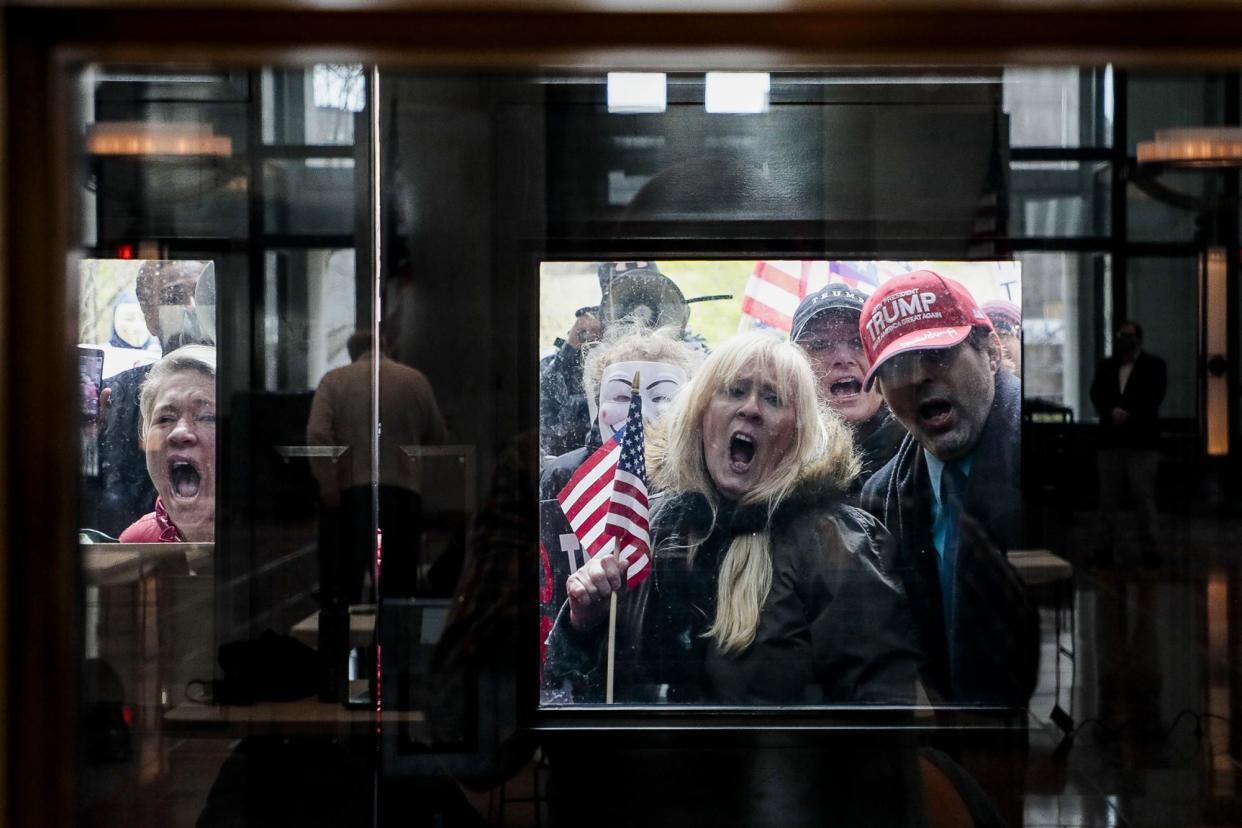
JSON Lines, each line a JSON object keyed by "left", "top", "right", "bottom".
{"left": 939, "top": 462, "right": 968, "bottom": 651}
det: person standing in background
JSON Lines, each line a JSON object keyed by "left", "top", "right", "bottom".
{"left": 1090, "top": 320, "right": 1167, "bottom": 567}
{"left": 981, "top": 299, "right": 1022, "bottom": 378}
{"left": 307, "top": 330, "right": 448, "bottom": 601}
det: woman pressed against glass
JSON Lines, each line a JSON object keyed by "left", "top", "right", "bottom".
{"left": 546, "top": 331, "right": 921, "bottom": 704}
{"left": 119, "top": 345, "right": 217, "bottom": 543}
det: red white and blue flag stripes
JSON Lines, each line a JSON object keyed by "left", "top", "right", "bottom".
{"left": 556, "top": 384, "right": 652, "bottom": 587}
{"left": 739, "top": 260, "right": 881, "bottom": 333}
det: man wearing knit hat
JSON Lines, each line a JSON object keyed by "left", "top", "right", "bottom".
{"left": 791, "top": 283, "right": 906, "bottom": 495}
{"left": 859, "top": 270, "right": 1037, "bottom": 709}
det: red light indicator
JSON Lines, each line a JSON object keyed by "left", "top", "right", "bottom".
{"left": 116, "top": 244, "right": 134, "bottom": 260}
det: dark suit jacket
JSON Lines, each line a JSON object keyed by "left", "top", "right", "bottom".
{"left": 861, "top": 370, "right": 1039, "bottom": 708}
{"left": 1089, "top": 350, "right": 1167, "bottom": 449}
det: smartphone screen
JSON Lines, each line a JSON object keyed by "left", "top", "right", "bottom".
{"left": 78, "top": 345, "right": 105, "bottom": 423}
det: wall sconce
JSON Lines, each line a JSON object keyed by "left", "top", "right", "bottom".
{"left": 85, "top": 121, "right": 233, "bottom": 157}
{"left": 1138, "top": 128, "right": 1242, "bottom": 168}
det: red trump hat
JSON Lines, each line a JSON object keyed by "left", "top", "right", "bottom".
{"left": 860, "top": 270, "right": 993, "bottom": 390}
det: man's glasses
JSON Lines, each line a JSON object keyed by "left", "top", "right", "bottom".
{"left": 875, "top": 345, "right": 959, "bottom": 385}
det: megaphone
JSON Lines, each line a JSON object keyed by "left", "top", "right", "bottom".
{"left": 599, "top": 266, "right": 689, "bottom": 335}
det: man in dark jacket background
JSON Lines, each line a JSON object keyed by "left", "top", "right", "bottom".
{"left": 1090, "top": 319, "right": 1167, "bottom": 566}
{"left": 859, "top": 271, "right": 1038, "bottom": 710}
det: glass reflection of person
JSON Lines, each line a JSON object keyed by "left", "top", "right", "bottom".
{"left": 119, "top": 345, "right": 216, "bottom": 543}
{"left": 546, "top": 331, "right": 920, "bottom": 704}
{"left": 307, "top": 330, "right": 448, "bottom": 602}
{"left": 858, "top": 271, "right": 1037, "bottom": 708}
{"left": 538, "top": 325, "right": 702, "bottom": 501}
{"left": 791, "top": 285, "right": 907, "bottom": 497}
{"left": 1090, "top": 320, "right": 1166, "bottom": 567}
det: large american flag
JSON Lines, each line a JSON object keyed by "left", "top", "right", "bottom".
{"left": 739, "top": 261, "right": 880, "bottom": 333}
{"left": 556, "top": 385, "right": 652, "bottom": 587}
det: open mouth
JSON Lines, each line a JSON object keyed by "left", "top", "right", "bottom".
{"left": 728, "top": 432, "right": 756, "bottom": 472}
{"left": 829, "top": 378, "right": 862, "bottom": 398}
{"left": 169, "top": 460, "right": 202, "bottom": 499}
{"left": 917, "top": 399, "right": 954, "bottom": 429}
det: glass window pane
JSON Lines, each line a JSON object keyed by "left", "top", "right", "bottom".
{"left": 1016, "top": 251, "right": 1107, "bottom": 421}
{"left": 76, "top": 63, "right": 375, "bottom": 826}
{"left": 1003, "top": 66, "right": 1110, "bottom": 147}
{"left": 1127, "top": 169, "right": 1222, "bottom": 243}
{"left": 262, "top": 66, "right": 364, "bottom": 146}
{"left": 1010, "top": 160, "right": 1110, "bottom": 237}
{"left": 263, "top": 158, "right": 357, "bottom": 236}
{"left": 59, "top": 57, "right": 1242, "bottom": 828}
{"left": 263, "top": 249, "right": 356, "bottom": 392}
{"left": 1127, "top": 256, "right": 1199, "bottom": 421}
{"left": 1127, "top": 71, "right": 1227, "bottom": 155}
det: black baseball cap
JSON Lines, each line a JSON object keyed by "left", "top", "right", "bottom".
{"left": 791, "top": 284, "right": 869, "bottom": 342}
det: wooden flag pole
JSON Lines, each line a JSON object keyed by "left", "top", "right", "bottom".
{"left": 605, "top": 589, "right": 619, "bottom": 704}
{"left": 605, "top": 370, "right": 641, "bottom": 704}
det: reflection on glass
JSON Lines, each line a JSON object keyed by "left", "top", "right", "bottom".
{"left": 1016, "top": 251, "right": 1109, "bottom": 420}
{"left": 262, "top": 66, "right": 364, "bottom": 146}
{"left": 62, "top": 60, "right": 1242, "bottom": 828}
{"left": 263, "top": 249, "right": 355, "bottom": 392}
{"left": 1010, "top": 160, "right": 1110, "bottom": 237}
{"left": 1003, "top": 66, "right": 1110, "bottom": 147}
{"left": 263, "top": 159, "right": 356, "bottom": 236}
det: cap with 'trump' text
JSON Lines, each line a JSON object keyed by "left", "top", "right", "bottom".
{"left": 860, "top": 270, "right": 992, "bottom": 390}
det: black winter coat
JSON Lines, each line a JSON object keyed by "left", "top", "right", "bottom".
{"left": 861, "top": 370, "right": 1039, "bottom": 708}
{"left": 544, "top": 468, "right": 923, "bottom": 705}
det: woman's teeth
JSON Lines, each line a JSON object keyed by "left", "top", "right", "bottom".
{"left": 729, "top": 433, "right": 756, "bottom": 467}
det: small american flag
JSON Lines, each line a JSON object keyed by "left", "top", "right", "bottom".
{"left": 556, "top": 384, "right": 652, "bottom": 586}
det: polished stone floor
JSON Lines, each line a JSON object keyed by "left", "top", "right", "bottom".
{"left": 79, "top": 510, "right": 1242, "bottom": 826}
{"left": 1019, "top": 511, "right": 1242, "bottom": 828}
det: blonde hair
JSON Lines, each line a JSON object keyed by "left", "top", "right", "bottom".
{"left": 581, "top": 323, "right": 702, "bottom": 404}
{"left": 138, "top": 344, "right": 217, "bottom": 441}
{"left": 649, "top": 331, "right": 857, "bottom": 654}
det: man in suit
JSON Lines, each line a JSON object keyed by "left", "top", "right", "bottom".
{"left": 1090, "top": 320, "right": 1167, "bottom": 567}
{"left": 860, "top": 271, "right": 1038, "bottom": 708}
